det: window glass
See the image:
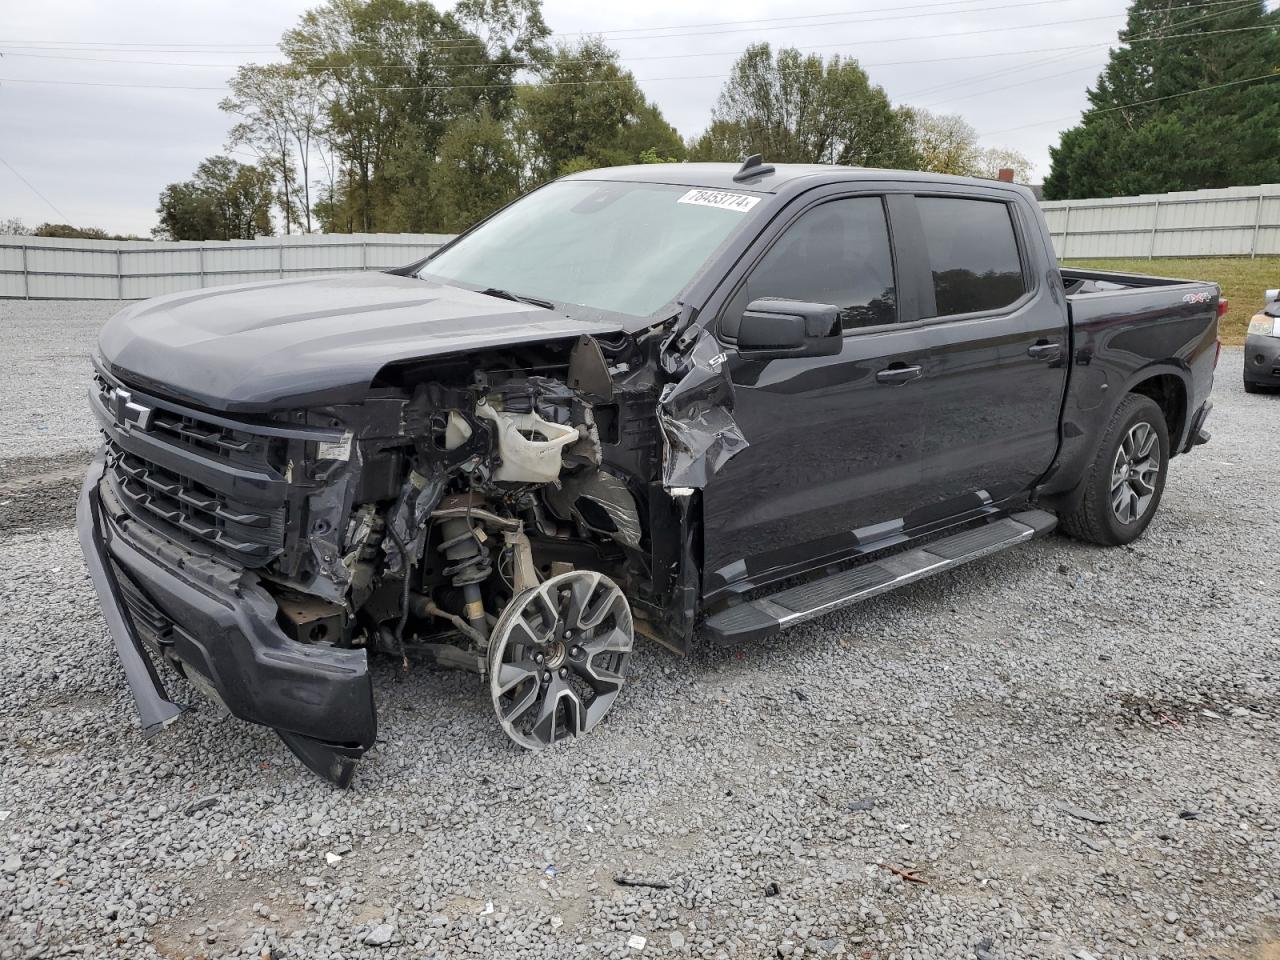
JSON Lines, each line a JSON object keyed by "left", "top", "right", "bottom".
{"left": 917, "top": 197, "right": 1027, "bottom": 316}
{"left": 725, "top": 197, "right": 897, "bottom": 336}
{"left": 419, "top": 180, "right": 757, "bottom": 318}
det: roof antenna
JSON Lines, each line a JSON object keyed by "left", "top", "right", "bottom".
{"left": 733, "top": 154, "right": 775, "bottom": 183}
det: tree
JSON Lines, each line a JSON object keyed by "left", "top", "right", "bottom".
{"left": 433, "top": 112, "right": 520, "bottom": 230}
{"left": 1044, "top": 0, "right": 1280, "bottom": 198}
{"left": 689, "top": 44, "right": 917, "bottom": 167}
{"left": 281, "top": 0, "right": 547, "bottom": 232}
{"left": 31, "top": 224, "right": 148, "bottom": 240}
{"left": 517, "top": 40, "right": 683, "bottom": 181}
{"left": 154, "top": 156, "right": 274, "bottom": 240}
{"left": 973, "top": 147, "right": 1034, "bottom": 184}
{"left": 908, "top": 109, "right": 1034, "bottom": 181}
{"left": 0, "top": 217, "right": 32, "bottom": 235}
{"left": 909, "top": 110, "right": 981, "bottom": 175}
{"left": 221, "top": 64, "right": 326, "bottom": 233}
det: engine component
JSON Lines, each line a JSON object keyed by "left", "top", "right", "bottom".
{"left": 475, "top": 398, "right": 578, "bottom": 483}
{"left": 487, "top": 570, "right": 634, "bottom": 749}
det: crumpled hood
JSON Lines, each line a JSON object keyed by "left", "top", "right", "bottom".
{"left": 98, "top": 272, "right": 623, "bottom": 411}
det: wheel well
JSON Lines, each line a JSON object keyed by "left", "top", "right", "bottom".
{"left": 1130, "top": 373, "right": 1187, "bottom": 445}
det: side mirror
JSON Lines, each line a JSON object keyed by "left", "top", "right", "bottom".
{"left": 735, "top": 299, "right": 841, "bottom": 360}
{"left": 1266, "top": 288, "right": 1279, "bottom": 304}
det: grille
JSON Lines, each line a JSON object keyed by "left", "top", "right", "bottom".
{"left": 112, "top": 561, "right": 175, "bottom": 659}
{"left": 92, "top": 370, "right": 292, "bottom": 568}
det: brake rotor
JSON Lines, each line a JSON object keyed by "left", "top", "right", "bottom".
{"left": 487, "top": 570, "right": 633, "bottom": 750}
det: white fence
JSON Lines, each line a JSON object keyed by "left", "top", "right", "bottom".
{"left": 4, "top": 183, "right": 1280, "bottom": 300}
{"left": 0, "top": 233, "right": 452, "bottom": 300}
{"left": 1041, "top": 184, "right": 1280, "bottom": 260}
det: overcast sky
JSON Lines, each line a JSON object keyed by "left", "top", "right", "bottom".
{"left": 0, "top": 0, "right": 1228, "bottom": 234}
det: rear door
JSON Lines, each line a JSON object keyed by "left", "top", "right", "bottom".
{"left": 701, "top": 188, "right": 935, "bottom": 597}
{"left": 903, "top": 192, "right": 1069, "bottom": 521}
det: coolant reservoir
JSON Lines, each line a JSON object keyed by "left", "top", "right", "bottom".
{"left": 475, "top": 399, "right": 578, "bottom": 483}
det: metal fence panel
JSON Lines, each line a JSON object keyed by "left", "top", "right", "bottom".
{"left": 1041, "top": 183, "right": 1280, "bottom": 259}
{"left": 0, "top": 233, "right": 451, "bottom": 300}
{"left": 5, "top": 188, "right": 1279, "bottom": 302}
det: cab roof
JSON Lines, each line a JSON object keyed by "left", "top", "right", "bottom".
{"left": 564, "top": 162, "right": 1028, "bottom": 198}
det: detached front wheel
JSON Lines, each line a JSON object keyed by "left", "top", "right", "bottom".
{"left": 1060, "top": 393, "right": 1169, "bottom": 546}
{"left": 487, "top": 571, "right": 634, "bottom": 750}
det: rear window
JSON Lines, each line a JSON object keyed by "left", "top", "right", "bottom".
{"left": 917, "top": 197, "right": 1027, "bottom": 317}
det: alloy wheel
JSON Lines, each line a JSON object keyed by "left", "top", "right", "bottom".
{"left": 487, "top": 571, "right": 633, "bottom": 750}
{"left": 1110, "top": 421, "right": 1162, "bottom": 524}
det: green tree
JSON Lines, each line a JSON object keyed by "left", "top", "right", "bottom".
{"left": 282, "top": 0, "right": 548, "bottom": 232}
{"left": 517, "top": 40, "right": 686, "bottom": 182}
{"left": 689, "top": 44, "right": 917, "bottom": 167}
{"left": 154, "top": 156, "right": 275, "bottom": 240}
{"left": 221, "top": 63, "right": 326, "bottom": 233}
{"left": 432, "top": 112, "right": 520, "bottom": 230}
{"left": 1044, "top": 0, "right": 1280, "bottom": 199}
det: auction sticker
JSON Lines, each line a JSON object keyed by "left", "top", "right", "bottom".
{"left": 677, "top": 188, "right": 761, "bottom": 213}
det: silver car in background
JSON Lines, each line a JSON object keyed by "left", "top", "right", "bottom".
{"left": 1245, "top": 288, "right": 1280, "bottom": 394}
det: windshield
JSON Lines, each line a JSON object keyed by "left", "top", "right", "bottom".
{"left": 418, "top": 179, "right": 762, "bottom": 319}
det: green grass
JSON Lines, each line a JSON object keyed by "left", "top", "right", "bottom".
{"left": 1062, "top": 257, "right": 1280, "bottom": 345}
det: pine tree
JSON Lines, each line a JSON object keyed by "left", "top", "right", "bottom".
{"left": 1043, "top": 0, "right": 1280, "bottom": 199}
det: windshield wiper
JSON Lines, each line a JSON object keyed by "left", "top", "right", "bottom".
{"left": 478, "top": 287, "right": 555, "bottom": 310}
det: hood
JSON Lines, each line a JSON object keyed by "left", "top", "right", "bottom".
{"left": 98, "top": 272, "right": 625, "bottom": 411}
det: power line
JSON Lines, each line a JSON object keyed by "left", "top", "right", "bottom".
{"left": 908, "top": 0, "right": 1261, "bottom": 105}
{"left": 979, "top": 70, "right": 1280, "bottom": 136}
{"left": 1, "top": 0, "right": 1259, "bottom": 57}
{"left": 0, "top": 0, "right": 1076, "bottom": 71}
{"left": 904, "top": 0, "right": 1260, "bottom": 100}
{"left": 0, "top": 154, "right": 69, "bottom": 221}
{"left": 0, "top": 0, "right": 1100, "bottom": 60}
{"left": 0, "top": 0, "right": 1260, "bottom": 72}
{"left": 0, "top": 0, "right": 1107, "bottom": 50}
{"left": 4, "top": 19, "right": 1275, "bottom": 96}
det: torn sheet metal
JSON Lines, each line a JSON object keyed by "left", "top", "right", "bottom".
{"left": 658, "top": 327, "right": 748, "bottom": 490}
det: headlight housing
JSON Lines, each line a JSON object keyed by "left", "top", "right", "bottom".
{"left": 1249, "top": 314, "right": 1280, "bottom": 338}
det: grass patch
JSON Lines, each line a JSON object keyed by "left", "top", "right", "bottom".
{"left": 1062, "top": 257, "right": 1279, "bottom": 345}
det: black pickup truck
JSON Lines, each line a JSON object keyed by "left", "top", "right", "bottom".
{"left": 79, "top": 159, "right": 1221, "bottom": 785}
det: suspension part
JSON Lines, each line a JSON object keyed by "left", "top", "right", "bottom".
{"left": 437, "top": 516, "right": 490, "bottom": 637}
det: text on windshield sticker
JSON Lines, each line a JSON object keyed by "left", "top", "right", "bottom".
{"left": 677, "top": 189, "right": 761, "bottom": 213}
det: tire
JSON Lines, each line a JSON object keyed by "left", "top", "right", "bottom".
{"left": 1059, "top": 393, "right": 1169, "bottom": 547}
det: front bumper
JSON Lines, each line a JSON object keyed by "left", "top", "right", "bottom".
{"left": 78, "top": 449, "right": 376, "bottom": 786}
{"left": 1245, "top": 333, "right": 1280, "bottom": 386}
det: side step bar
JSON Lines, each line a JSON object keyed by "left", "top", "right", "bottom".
{"left": 702, "top": 509, "right": 1058, "bottom": 644}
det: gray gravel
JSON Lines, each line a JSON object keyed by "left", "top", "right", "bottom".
{"left": 2, "top": 300, "right": 1278, "bottom": 960}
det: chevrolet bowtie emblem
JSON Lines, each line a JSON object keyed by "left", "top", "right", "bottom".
{"left": 113, "top": 388, "right": 155, "bottom": 432}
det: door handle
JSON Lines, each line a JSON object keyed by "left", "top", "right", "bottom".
{"left": 1027, "top": 340, "right": 1062, "bottom": 361}
{"left": 875, "top": 364, "right": 923, "bottom": 385}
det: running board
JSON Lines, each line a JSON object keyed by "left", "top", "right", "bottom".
{"left": 702, "top": 510, "right": 1058, "bottom": 644}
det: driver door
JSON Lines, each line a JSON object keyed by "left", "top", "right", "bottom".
{"left": 701, "top": 191, "right": 932, "bottom": 598}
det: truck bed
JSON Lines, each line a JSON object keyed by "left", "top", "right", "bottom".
{"left": 1060, "top": 266, "right": 1204, "bottom": 297}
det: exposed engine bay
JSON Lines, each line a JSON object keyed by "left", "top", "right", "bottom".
{"left": 242, "top": 332, "right": 702, "bottom": 754}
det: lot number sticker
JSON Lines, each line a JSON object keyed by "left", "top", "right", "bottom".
{"left": 677, "top": 189, "right": 761, "bottom": 213}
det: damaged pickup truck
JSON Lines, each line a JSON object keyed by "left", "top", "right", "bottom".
{"left": 79, "top": 159, "right": 1222, "bottom": 785}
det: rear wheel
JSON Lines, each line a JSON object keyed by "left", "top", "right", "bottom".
{"left": 1060, "top": 394, "right": 1169, "bottom": 546}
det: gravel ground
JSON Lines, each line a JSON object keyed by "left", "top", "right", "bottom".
{"left": 1, "top": 299, "right": 1278, "bottom": 960}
